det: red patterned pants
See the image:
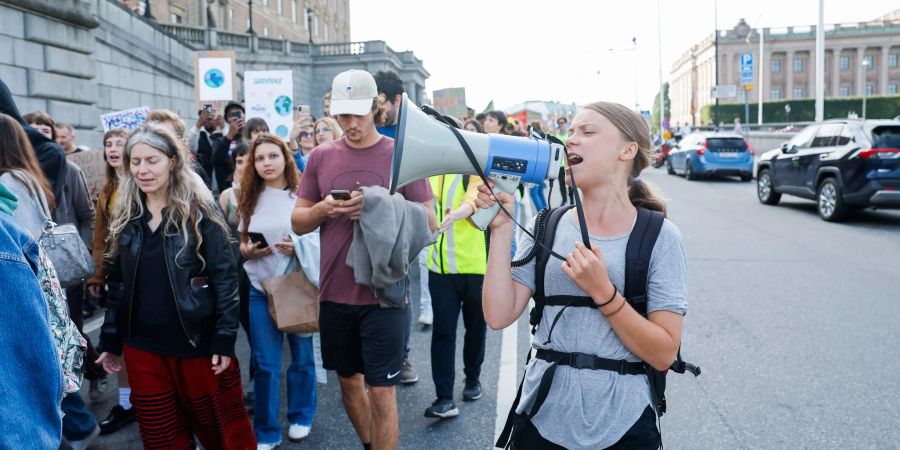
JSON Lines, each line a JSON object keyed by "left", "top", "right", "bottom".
{"left": 123, "top": 346, "right": 256, "bottom": 449}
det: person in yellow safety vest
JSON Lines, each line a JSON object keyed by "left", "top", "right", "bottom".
{"left": 423, "top": 174, "right": 488, "bottom": 420}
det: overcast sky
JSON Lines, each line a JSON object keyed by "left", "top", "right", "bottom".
{"left": 349, "top": 0, "right": 897, "bottom": 112}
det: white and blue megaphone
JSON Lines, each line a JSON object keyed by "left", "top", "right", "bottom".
{"left": 389, "top": 94, "right": 565, "bottom": 230}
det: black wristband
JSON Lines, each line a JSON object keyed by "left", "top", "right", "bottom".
{"left": 596, "top": 288, "right": 617, "bottom": 308}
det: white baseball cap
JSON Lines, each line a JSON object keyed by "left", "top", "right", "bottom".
{"left": 330, "top": 70, "right": 377, "bottom": 116}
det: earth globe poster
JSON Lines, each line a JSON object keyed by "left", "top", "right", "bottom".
{"left": 244, "top": 70, "right": 294, "bottom": 140}
{"left": 195, "top": 51, "right": 236, "bottom": 102}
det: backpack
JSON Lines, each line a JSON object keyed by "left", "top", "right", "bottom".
{"left": 496, "top": 205, "right": 700, "bottom": 449}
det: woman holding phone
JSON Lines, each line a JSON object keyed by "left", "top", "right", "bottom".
{"left": 95, "top": 124, "right": 254, "bottom": 449}
{"left": 237, "top": 133, "right": 316, "bottom": 448}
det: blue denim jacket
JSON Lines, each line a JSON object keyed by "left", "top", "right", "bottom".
{"left": 0, "top": 214, "right": 63, "bottom": 449}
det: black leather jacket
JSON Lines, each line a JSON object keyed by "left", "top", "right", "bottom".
{"left": 98, "top": 207, "right": 240, "bottom": 357}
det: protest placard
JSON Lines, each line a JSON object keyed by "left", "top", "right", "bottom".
{"left": 244, "top": 70, "right": 294, "bottom": 140}
{"left": 432, "top": 87, "right": 467, "bottom": 118}
{"left": 100, "top": 106, "right": 149, "bottom": 132}
{"left": 194, "top": 51, "right": 237, "bottom": 102}
{"left": 67, "top": 149, "right": 106, "bottom": 201}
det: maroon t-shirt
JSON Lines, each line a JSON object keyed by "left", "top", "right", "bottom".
{"left": 297, "top": 135, "right": 433, "bottom": 306}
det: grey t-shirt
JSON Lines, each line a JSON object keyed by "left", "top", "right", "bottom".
{"left": 511, "top": 210, "right": 688, "bottom": 449}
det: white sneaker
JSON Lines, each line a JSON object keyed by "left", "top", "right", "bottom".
{"left": 257, "top": 443, "right": 279, "bottom": 450}
{"left": 288, "top": 423, "right": 311, "bottom": 441}
{"left": 418, "top": 311, "right": 433, "bottom": 326}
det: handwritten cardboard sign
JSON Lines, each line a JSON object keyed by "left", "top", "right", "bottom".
{"left": 100, "top": 106, "right": 149, "bottom": 132}
{"left": 67, "top": 149, "right": 107, "bottom": 201}
{"left": 432, "top": 87, "right": 467, "bottom": 118}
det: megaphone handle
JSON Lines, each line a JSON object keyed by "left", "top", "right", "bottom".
{"left": 470, "top": 176, "right": 520, "bottom": 231}
{"left": 471, "top": 203, "right": 501, "bottom": 231}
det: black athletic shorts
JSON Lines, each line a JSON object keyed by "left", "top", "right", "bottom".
{"left": 319, "top": 301, "right": 408, "bottom": 387}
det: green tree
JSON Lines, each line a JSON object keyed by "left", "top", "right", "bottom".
{"left": 651, "top": 82, "right": 670, "bottom": 134}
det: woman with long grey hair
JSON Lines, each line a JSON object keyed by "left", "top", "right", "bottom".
{"left": 95, "top": 124, "right": 255, "bottom": 449}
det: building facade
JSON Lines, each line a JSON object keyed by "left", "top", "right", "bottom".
{"left": 122, "top": 0, "right": 349, "bottom": 43}
{"left": 670, "top": 9, "right": 900, "bottom": 126}
{"left": 0, "top": 0, "right": 427, "bottom": 147}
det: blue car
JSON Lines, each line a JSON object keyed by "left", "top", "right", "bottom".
{"left": 667, "top": 132, "right": 755, "bottom": 181}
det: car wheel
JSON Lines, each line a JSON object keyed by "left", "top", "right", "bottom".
{"left": 817, "top": 178, "right": 848, "bottom": 222}
{"left": 666, "top": 158, "right": 675, "bottom": 175}
{"left": 757, "top": 169, "right": 781, "bottom": 205}
{"left": 685, "top": 160, "right": 697, "bottom": 181}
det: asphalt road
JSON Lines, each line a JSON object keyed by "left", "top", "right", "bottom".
{"left": 82, "top": 167, "right": 900, "bottom": 449}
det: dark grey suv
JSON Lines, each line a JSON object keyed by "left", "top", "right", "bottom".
{"left": 755, "top": 119, "right": 900, "bottom": 221}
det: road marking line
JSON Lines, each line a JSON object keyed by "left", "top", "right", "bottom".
{"left": 494, "top": 313, "right": 518, "bottom": 446}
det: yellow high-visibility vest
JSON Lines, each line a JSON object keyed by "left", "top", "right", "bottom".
{"left": 427, "top": 175, "right": 487, "bottom": 275}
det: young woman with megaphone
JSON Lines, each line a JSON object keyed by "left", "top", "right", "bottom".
{"left": 478, "top": 101, "right": 690, "bottom": 450}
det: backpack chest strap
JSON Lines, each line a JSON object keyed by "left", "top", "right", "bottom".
{"left": 535, "top": 349, "right": 645, "bottom": 375}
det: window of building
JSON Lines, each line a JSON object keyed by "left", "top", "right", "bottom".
{"left": 262, "top": 0, "right": 268, "bottom": 6}
{"left": 169, "top": 5, "right": 185, "bottom": 24}
{"left": 324, "top": 22, "right": 329, "bottom": 41}
{"left": 771, "top": 88, "right": 781, "bottom": 100}
{"left": 277, "top": 0, "right": 283, "bottom": 15}
{"left": 263, "top": 26, "right": 269, "bottom": 36}
{"left": 793, "top": 58, "right": 804, "bottom": 73}
{"left": 864, "top": 54, "right": 874, "bottom": 70}
{"left": 229, "top": 8, "right": 234, "bottom": 29}
{"left": 771, "top": 59, "right": 781, "bottom": 73}
{"left": 304, "top": 8, "right": 309, "bottom": 29}
{"left": 889, "top": 53, "right": 898, "bottom": 68}
{"left": 865, "top": 84, "right": 874, "bottom": 96}
{"left": 889, "top": 84, "right": 898, "bottom": 95}
{"left": 839, "top": 84, "right": 850, "bottom": 96}
{"left": 314, "top": 15, "right": 319, "bottom": 36}
{"left": 291, "top": 0, "right": 297, "bottom": 23}
{"left": 840, "top": 56, "right": 849, "bottom": 71}
{"left": 793, "top": 87, "right": 804, "bottom": 98}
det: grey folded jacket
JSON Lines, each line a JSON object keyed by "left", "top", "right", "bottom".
{"left": 346, "top": 185, "right": 436, "bottom": 307}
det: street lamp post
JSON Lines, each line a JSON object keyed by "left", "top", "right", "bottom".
{"left": 306, "top": 7, "right": 314, "bottom": 45}
{"left": 657, "top": 0, "right": 665, "bottom": 134}
{"left": 608, "top": 38, "right": 639, "bottom": 112}
{"left": 713, "top": 0, "right": 719, "bottom": 128}
{"left": 632, "top": 37, "right": 638, "bottom": 112}
{"left": 861, "top": 57, "right": 871, "bottom": 119}
{"left": 247, "top": 0, "right": 255, "bottom": 34}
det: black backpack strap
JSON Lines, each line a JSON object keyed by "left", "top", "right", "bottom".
{"left": 624, "top": 207, "right": 665, "bottom": 317}
{"left": 531, "top": 205, "right": 574, "bottom": 331}
{"left": 462, "top": 174, "right": 470, "bottom": 192}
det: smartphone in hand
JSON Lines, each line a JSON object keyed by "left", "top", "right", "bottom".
{"left": 246, "top": 232, "right": 270, "bottom": 248}
{"left": 331, "top": 189, "right": 352, "bottom": 201}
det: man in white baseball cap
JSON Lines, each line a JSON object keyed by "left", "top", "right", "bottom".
{"left": 329, "top": 69, "right": 379, "bottom": 116}
{"left": 291, "top": 69, "right": 435, "bottom": 449}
